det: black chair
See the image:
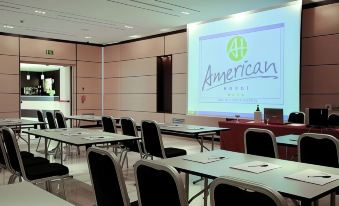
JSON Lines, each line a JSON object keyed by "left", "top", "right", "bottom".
{"left": 288, "top": 112, "right": 305, "bottom": 124}
{"left": 244, "top": 128, "right": 278, "bottom": 158}
{"left": 102, "top": 116, "right": 117, "bottom": 133}
{"left": 120, "top": 117, "right": 144, "bottom": 167}
{"left": 298, "top": 133, "right": 339, "bottom": 206}
{"left": 55, "top": 111, "right": 67, "bottom": 128}
{"left": 134, "top": 159, "right": 187, "bottom": 206}
{"left": 0, "top": 127, "right": 69, "bottom": 191}
{"left": 210, "top": 176, "right": 286, "bottom": 206}
{"left": 36, "top": 110, "right": 47, "bottom": 152}
{"left": 141, "top": 120, "right": 186, "bottom": 159}
{"left": 87, "top": 147, "right": 138, "bottom": 206}
{"left": 328, "top": 113, "right": 339, "bottom": 127}
{"left": 46, "top": 111, "right": 57, "bottom": 129}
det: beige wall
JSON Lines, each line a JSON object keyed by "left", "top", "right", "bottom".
{"left": 0, "top": 36, "right": 19, "bottom": 117}
{"left": 301, "top": 3, "right": 339, "bottom": 111}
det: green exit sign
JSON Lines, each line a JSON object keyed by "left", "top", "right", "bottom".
{"left": 46, "top": 50, "right": 54, "bottom": 55}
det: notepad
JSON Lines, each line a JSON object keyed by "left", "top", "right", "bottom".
{"left": 183, "top": 154, "right": 228, "bottom": 164}
{"left": 285, "top": 169, "right": 339, "bottom": 185}
{"left": 230, "top": 161, "right": 281, "bottom": 174}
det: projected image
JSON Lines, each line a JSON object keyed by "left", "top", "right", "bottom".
{"left": 188, "top": 1, "right": 301, "bottom": 119}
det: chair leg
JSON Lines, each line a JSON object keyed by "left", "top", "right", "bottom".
{"left": 35, "top": 137, "right": 42, "bottom": 152}
{"left": 314, "top": 200, "right": 319, "bottom": 206}
{"left": 330, "top": 192, "right": 336, "bottom": 206}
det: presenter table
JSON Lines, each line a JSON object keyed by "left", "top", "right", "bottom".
{"left": 0, "top": 182, "right": 73, "bottom": 206}
{"left": 218, "top": 120, "right": 339, "bottom": 157}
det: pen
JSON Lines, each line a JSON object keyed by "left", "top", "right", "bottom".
{"left": 307, "top": 175, "right": 331, "bottom": 178}
{"left": 248, "top": 164, "right": 269, "bottom": 167}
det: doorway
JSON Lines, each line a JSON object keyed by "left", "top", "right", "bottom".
{"left": 20, "top": 63, "right": 72, "bottom": 124}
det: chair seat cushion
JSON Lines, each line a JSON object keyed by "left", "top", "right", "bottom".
{"left": 164, "top": 147, "right": 187, "bottom": 158}
{"left": 25, "top": 163, "right": 69, "bottom": 180}
{"left": 20, "top": 151, "right": 34, "bottom": 158}
{"left": 22, "top": 157, "right": 49, "bottom": 167}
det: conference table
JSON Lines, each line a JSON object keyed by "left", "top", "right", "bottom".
{"left": 65, "top": 115, "right": 102, "bottom": 127}
{"left": 156, "top": 150, "right": 339, "bottom": 206}
{"left": 0, "top": 118, "right": 46, "bottom": 152}
{"left": 23, "top": 128, "right": 140, "bottom": 164}
{"left": 218, "top": 119, "right": 339, "bottom": 157}
{"left": 0, "top": 182, "right": 73, "bottom": 206}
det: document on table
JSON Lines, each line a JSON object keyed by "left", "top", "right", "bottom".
{"left": 82, "top": 136, "right": 115, "bottom": 140}
{"left": 62, "top": 132, "right": 88, "bottom": 136}
{"left": 230, "top": 161, "right": 281, "bottom": 174}
{"left": 285, "top": 169, "right": 339, "bottom": 185}
{"left": 183, "top": 153, "right": 228, "bottom": 164}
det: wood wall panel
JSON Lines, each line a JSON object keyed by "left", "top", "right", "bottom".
{"left": 0, "top": 74, "right": 19, "bottom": 93}
{"left": 77, "top": 44, "right": 102, "bottom": 62}
{"left": 104, "top": 62, "right": 121, "bottom": 78}
{"left": 119, "top": 76, "right": 156, "bottom": 94}
{"left": 0, "top": 55, "right": 19, "bottom": 75}
{"left": 172, "top": 53, "right": 187, "bottom": 74}
{"left": 172, "top": 94, "right": 187, "bottom": 114}
{"left": 165, "top": 32, "right": 187, "bottom": 55}
{"left": 104, "top": 45, "right": 120, "bottom": 62}
{"left": 120, "top": 37, "right": 164, "bottom": 60}
{"left": 172, "top": 74, "right": 187, "bottom": 94}
{"left": 103, "top": 109, "right": 120, "bottom": 117}
{"left": 0, "top": 94, "right": 19, "bottom": 113}
{"left": 20, "top": 57, "right": 76, "bottom": 66}
{"left": 104, "top": 78, "right": 120, "bottom": 94}
{"left": 115, "top": 110, "right": 164, "bottom": 124}
{"left": 120, "top": 94, "right": 156, "bottom": 112}
{"left": 164, "top": 114, "right": 223, "bottom": 127}
{"left": 76, "top": 94, "right": 101, "bottom": 110}
{"left": 302, "top": 34, "right": 339, "bottom": 65}
{"left": 301, "top": 94, "right": 339, "bottom": 111}
{"left": 120, "top": 58, "right": 156, "bottom": 77}
{"left": 77, "top": 78, "right": 101, "bottom": 94}
{"left": 0, "top": 35, "right": 19, "bottom": 56}
{"left": 20, "top": 38, "right": 76, "bottom": 60}
{"left": 104, "top": 94, "right": 120, "bottom": 109}
{"left": 77, "top": 110, "right": 102, "bottom": 115}
{"left": 0, "top": 112, "right": 19, "bottom": 118}
{"left": 301, "top": 65, "right": 339, "bottom": 94}
{"left": 77, "top": 61, "right": 101, "bottom": 78}
{"left": 302, "top": 3, "right": 339, "bottom": 37}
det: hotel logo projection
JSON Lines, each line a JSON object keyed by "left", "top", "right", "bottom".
{"left": 200, "top": 23, "right": 284, "bottom": 105}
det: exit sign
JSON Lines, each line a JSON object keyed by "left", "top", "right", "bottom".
{"left": 46, "top": 50, "right": 54, "bottom": 55}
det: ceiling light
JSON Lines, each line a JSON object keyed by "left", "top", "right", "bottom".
{"left": 124, "top": 25, "right": 133, "bottom": 29}
{"left": 84, "top": 36, "right": 92, "bottom": 39}
{"left": 3, "top": 25, "right": 14, "bottom": 29}
{"left": 129, "top": 35, "right": 141, "bottom": 38}
{"left": 181, "top": 11, "right": 190, "bottom": 15}
{"left": 34, "top": 10, "right": 46, "bottom": 14}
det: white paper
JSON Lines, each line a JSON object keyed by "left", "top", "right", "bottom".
{"left": 230, "top": 161, "right": 281, "bottom": 174}
{"left": 285, "top": 169, "right": 339, "bottom": 186}
{"left": 183, "top": 154, "right": 228, "bottom": 164}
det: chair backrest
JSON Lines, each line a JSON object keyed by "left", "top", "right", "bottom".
{"left": 0, "top": 134, "right": 9, "bottom": 169}
{"left": 120, "top": 117, "right": 138, "bottom": 137}
{"left": 102, "top": 116, "right": 117, "bottom": 133}
{"left": 1, "top": 127, "right": 26, "bottom": 177}
{"left": 46, "top": 111, "right": 57, "bottom": 129}
{"left": 288, "top": 112, "right": 305, "bottom": 124}
{"left": 141, "top": 120, "right": 166, "bottom": 158}
{"left": 298, "top": 133, "right": 339, "bottom": 168}
{"left": 134, "top": 159, "right": 188, "bottom": 206}
{"left": 210, "top": 176, "right": 286, "bottom": 206}
{"left": 87, "top": 147, "right": 130, "bottom": 206}
{"left": 244, "top": 128, "right": 278, "bottom": 158}
{"left": 328, "top": 113, "right": 339, "bottom": 127}
{"left": 55, "top": 111, "right": 67, "bottom": 128}
{"left": 36, "top": 110, "right": 47, "bottom": 129}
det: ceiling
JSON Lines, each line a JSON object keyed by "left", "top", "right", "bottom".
{"left": 0, "top": 0, "right": 317, "bottom": 44}
{"left": 20, "top": 63, "right": 68, "bottom": 72}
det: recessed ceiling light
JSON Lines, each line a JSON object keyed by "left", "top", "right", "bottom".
{"left": 84, "top": 36, "right": 92, "bottom": 39}
{"left": 129, "top": 35, "right": 141, "bottom": 38}
{"left": 3, "top": 25, "right": 14, "bottom": 29}
{"left": 34, "top": 10, "right": 46, "bottom": 14}
{"left": 181, "top": 11, "right": 190, "bottom": 15}
{"left": 124, "top": 25, "right": 133, "bottom": 29}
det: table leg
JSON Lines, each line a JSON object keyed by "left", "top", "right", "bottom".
{"left": 300, "top": 200, "right": 312, "bottom": 206}
{"left": 60, "top": 142, "right": 63, "bottom": 165}
{"left": 44, "top": 138, "right": 48, "bottom": 159}
{"left": 27, "top": 128, "right": 30, "bottom": 153}
{"left": 203, "top": 178, "right": 208, "bottom": 206}
{"left": 211, "top": 134, "right": 214, "bottom": 150}
{"left": 200, "top": 135, "right": 204, "bottom": 152}
{"left": 185, "top": 173, "right": 189, "bottom": 201}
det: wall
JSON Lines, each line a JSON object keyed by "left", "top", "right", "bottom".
{"left": 0, "top": 36, "right": 19, "bottom": 118}
{"left": 301, "top": 3, "right": 339, "bottom": 111}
